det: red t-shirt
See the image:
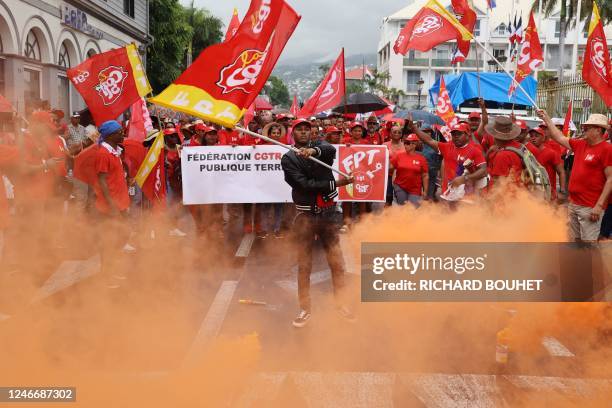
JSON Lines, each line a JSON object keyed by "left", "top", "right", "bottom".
{"left": 545, "top": 139, "right": 567, "bottom": 159}
{"left": 526, "top": 142, "right": 562, "bottom": 200}
{"left": 487, "top": 140, "right": 524, "bottom": 181}
{"left": 383, "top": 141, "right": 404, "bottom": 159}
{"left": 342, "top": 136, "right": 370, "bottom": 145}
{"left": 568, "top": 139, "right": 612, "bottom": 208}
{"left": 391, "top": 151, "right": 428, "bottom": 196}
{"left": 219, "top": 129, "right": 242, "bottom": 145}
{"left": 475, "top": 131, "right": 495, "bottom": 155}
{"left": 94, "top": 146, "right": 129, "bottom": 213}
{"left": 366, "top": 132, "right": 384, "bottom": 145}
{"left": 438, "top": 141, "right": 486, "bottom": 191}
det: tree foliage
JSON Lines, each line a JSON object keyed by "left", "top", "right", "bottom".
{"left": 265, "top": 76, "right": 291, "bottom": 107}
{"left": 147, "top": 0, "right": 223, "bottom": 94}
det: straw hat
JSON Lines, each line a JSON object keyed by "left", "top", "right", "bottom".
{"left": 262, "top": 122, "right": 286, "bottom": 139}
{"left": 582, "top": 114, "right": 610, "bottom": 130}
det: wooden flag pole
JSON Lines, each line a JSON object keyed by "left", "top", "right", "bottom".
{"left": 234, "top": 125, "right": 350, "bottom": 178}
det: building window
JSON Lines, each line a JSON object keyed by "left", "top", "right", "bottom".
{"left": 24, "top": 30, "right": 41, "bottom": 61}
{"left": 474, "top": 20, "right": 480, "bottom": 36}
{"left": 406, "top": 70, "right": 421, "bottom": 92}
{"left": 24, "top": 68, "right": 41, "bottom": 102}
{"left": 494, "top": 23, "right": 507, "bottom": 36}
{"left": 554, "top": 21, "right": 560, "bottom": 38}
{"left": 87, "top": 49, "right": 97, "bottom": 59}
{"left": 58, "top": 42, "right": 71, "bottom": 69}
{"left": 493, "top": 49, "right": 506, "bottom": 59}
{"left": 124, "top": 0, "right": 135, "bottom": 18}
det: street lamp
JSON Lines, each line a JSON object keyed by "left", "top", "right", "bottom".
{"left": 416, "top": 78, "right": 425, "bottom": 110}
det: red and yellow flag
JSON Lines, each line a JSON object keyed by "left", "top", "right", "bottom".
{"left": 298, "top": 49, "right": 345, "bottom": 118}
{"left": 509, "top": 12, "right": 542, "bottom": 96}
{"left": 67, "top": 44, "right": 151, "bottom": 126}
{"left": 394, "top": 0, "right": 473, "bottom": 54}
{"left": 150, "top": 0, "right": 301, "bottom": 128}
{"left": 224, "top": 8, "right": 241, "bottom": 42}
{"left": 436, "top": 76, "right": 457, "bottom": 126}
{"left": 135, "top": 130, "right": 166, "bottom": 208}
{"left": 583, "top": 2, "right": 612, "bottom": 107}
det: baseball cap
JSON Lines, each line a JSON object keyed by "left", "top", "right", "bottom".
{"left": 529, "top": 127, "right": 545, "bottom": 136}
{"left": 163, "top": 127, "right": 178, "bottom": 135}
{"left": 468, "top": 112, "right": 481, "bottom": 119}
{"left": 292, "top": 118, "right": 311, "bottom": 128}
{"left": 349, "top": 121, "right": 366, "bottom": 130}
{"left": 514, "top": 119, "right": 528, "bottom": 130}
{"left": 99, "top": 120, "right": 122, "bottom": 138}
{"left": 324, "top": 126, "right": 341, "bottom": 134}
{"left": 450, "top": 122, "right": 470, "bottom": 133}
{"left": 404, "top": 133, "right": 419, "bottom": 142}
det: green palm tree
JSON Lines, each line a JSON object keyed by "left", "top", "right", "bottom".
{"left": 533, "top": 0, "right": 612, "bottom": 79}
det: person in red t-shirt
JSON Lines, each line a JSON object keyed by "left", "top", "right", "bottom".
{"left": 538, "top": 111, "right": 612, "bottom": 242}
{"left": 485, "top": 116, "right": 524, "bottom": 187}
{"left": 526, "top": 127, "right": 566, "bottom": 201}
{"left": 383, "top": 125, "right": 404, "bottom": 206}
{"left": 324, "top": 126, "right": 342, "bottom": 144}
{"left": 365, "top": 116, "right": 383, "bottom": 145}
{"left": 343, "top": 122, "right": 367, "bottom": 145}
{"left": 409, "top": 119, "right": 487, "bottom": 197}
{"left": 390, "top": 134, "right": 429, "bottom": 207}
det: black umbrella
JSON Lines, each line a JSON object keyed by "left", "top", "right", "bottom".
{"left": 332, "top": 93, "right": 389, "bottom": 114}
{"left": 393, "top": 110, "right": 445, "bottom": 127}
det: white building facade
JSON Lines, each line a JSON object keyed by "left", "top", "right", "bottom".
{"left": 0, "top": 0, "right": 150, "bottom": 115}
{"left": 377, "top": 0, "right": 612, "bottom": 110}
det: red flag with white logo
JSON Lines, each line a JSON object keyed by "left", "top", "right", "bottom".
{"left": 224, "top": 8, "right": 241, "bottom": 42}
{"left": 298, "top": 49, "right": 345, "bottom": 117}
{"left": 67, "top": 44, "right": 151, "bottom": 126}
{"left": 436, "top": 76, "right": 458, "bottom": 126}
{"left": 290, "top": 95, "right": 299, "bottom": 117}
{"left": 127, "top": 98, "right": 153, "bottom": 142}
{"left": 450, "top": 0, "right": 476, "bottom": 64}
{"left": 509, "top": 13, "right": 542, "bottom": 96}
{"left": 583, "top": 3, "right": 612, "bottom": 107}
{"left": 150, "top": 0, "right": 301, "bottom": 128}
{"left": 394, "top": 0, "right": 472, "bottom": 54}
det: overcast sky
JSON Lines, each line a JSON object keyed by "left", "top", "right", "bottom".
{"left": 192, "top": 0, "right": 414, "bottom": 63}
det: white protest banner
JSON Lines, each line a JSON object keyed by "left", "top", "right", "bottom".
{"left": 181, "top": 145, "right": 389, "bottom": 204}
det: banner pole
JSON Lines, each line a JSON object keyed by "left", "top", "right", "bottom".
{"left": 234, "top": 125, "right": 350, "bottom": 178}
{"left": 475, "top": 45, "right": 481, "bottom": 98}
{"left": 472, "top": 38, "right": 540, "bottom": 110}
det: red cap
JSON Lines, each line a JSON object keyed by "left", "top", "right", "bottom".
{"left": 194, "top": 123, "right": 216, "bottom": 133}
{"left": 529, "top": 127, "right": 545, "bottom": 136}
{"left": 349, "top": 121, "right": 366, "bottom": 130}
{"left": 404, "top": 133, "right": 419, "bottom": 142}
{"left": 276, "top": 114, "right": 289, "bottom": 120}
{"left": 163, "top": 127, "right": 178, "bottom": 135}
{"left": 450, "top": 122, "right": 471, "bottom": 133}
{"left": 324, "top": 126, "right": 341, "bottom": 134}
{"left": 468, "top": 112, "right": 481, "bottom": 119}
{"left": 514, "top": 119, "right": 528, "bottom": 130}
{"left": 292, "top": 118, "right": 311, "bottom": 128}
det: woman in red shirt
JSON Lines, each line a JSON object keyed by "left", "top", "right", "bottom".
{"left": 390, "top": 134, "right": 429, "bottom": 207}
{"left": 383, "top": 125, "right": 404, "bottom": 206}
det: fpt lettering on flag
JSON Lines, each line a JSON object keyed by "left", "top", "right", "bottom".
{"left": 150, "top": 0, "right": 301, "bottom": 128}
{"left": 67, "top": 44, "right": 151, "bottom": 126}
{"left": 582, "top": 2, "right": 612, "bottom": 107}
{"left": 435, "top": 76, "right": 458, "bottom": 126}
{"left": 509, "top": 13, "right": 542, "bottom": 97}
{"left": 298, "top": 49, "right": 345, "bottom": 117}
{"left": 394, "top": 0, "right": 473, "bottom": 54}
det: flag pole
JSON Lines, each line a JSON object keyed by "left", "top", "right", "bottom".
{"left": 234, "top": 125, "right": 350, "bottom": 178}
{"left": 475, "top": 44, "right": 481, "bottom": 98}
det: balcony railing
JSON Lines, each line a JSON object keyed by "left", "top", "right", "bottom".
{"left": 461, "top": 60, "right": 481, "bottom": 68}
{"left": 403, "top": 57, "right": 429, "bottom": 67}
{"left": 431, "top": 58, "right": 450, "bottom": 67}
{"left": 405, "top": 84, "right": 422, "bottom": 93}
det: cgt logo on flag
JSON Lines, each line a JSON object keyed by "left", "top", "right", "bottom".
{"left": 412, "top": 14, "right": 443, "bottom": 39}
{"left": 95, "top": 66, "right": 128, "bottom": 105}
{"left": 590, "top": 37, "right": 610, "bottom": 83}
{"left": 320, "top": 66, "right": 342, "bottom": 101}
{"left": 216, "top": 49, "right": 267, "bottom": 94}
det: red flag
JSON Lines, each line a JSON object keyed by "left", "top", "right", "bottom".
{"left": 67, "top": 44, "right": 151, "bottom": 126}
{"left": 135, "top": 131, "right": 166, "bottom": 208}
{"left": 298, "top": 49, "right": 345, "bottom": 118}
{"left": 450, "top": 0, "right": 476, "bottom": 64}
{"left": 224, "top": 8, "right": 241, "bottom": 42}
{"left": 150, "top": 0, "right": 301, "bottom": 128}
{"left": 127, "top": 98, "right": 151, "bottom": 142}
{"left": 436, "top": 76, "right": 458, "bottom": 126}
{"left": 509, "top": 13, "right": 542, "bottom": 96}
{"left": 394, "top": 0, "right": 472, "bottom": 54}
{"left": 243, "top": 102, "right": 255, "bottom": 126}
{"left": 562, "top": 101, "right": 572, "bottom": 137}
{"left": 290, "top": 95, "right": 299, "bottom": 117}
{"left": 583, "top": 3, "right": 612, "bottom": 107}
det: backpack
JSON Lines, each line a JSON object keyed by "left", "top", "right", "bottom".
{"left": 501, "top": 145, "right": 552, "bottom": 201}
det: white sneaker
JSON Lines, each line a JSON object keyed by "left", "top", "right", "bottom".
{"left": 292, "top": 309, "right": 311, "bottom": 328}
{"left": 169, "top": 228, "right": 187, "bottom": 237}
{"left": 122, "top": 243, "right": 136, "bottom": 253}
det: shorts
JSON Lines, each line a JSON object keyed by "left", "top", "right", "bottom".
{"left": 568, "top": 202, "right": 603, "bottom": 242}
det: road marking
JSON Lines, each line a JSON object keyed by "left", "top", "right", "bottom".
{"left": 234, "top": 372, "right": 612, "bottom": 408}
{"left": 541, "top": 336, "right": 576, "bottom": 357}
{"left": 184, "top": 280, "right": 238, "bottom": 366}
{"left": 30, "top": 255, "right": 101, "bottom": 303}
{"left": 235, "top": 233, "right": 255, "bottom": 258}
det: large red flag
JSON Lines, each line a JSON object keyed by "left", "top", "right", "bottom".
{"left": 224, "top": 8, "right": 241, "bottom": 42}
{"left": 127, "top": 98, "right": 152, "bottom": 142}
{"left": 509, "top": 13, "right": 542, "bottom": 96}
{"left": 67, "top": 44, "right": 151, "bottom": 126}
{"left": 135, "top": 130, "right": 166, "bottom": 208}
{"left": 290, "top": 95, "right": 299, "bottom": 117}
{"left": 150, "top": 0, "right": 301, "bottom": 128}
{"left": 450, "top": 0, "right": 476, "bottom": 64}
{"left": 298, "top": 49, "right": 345, "bottom": 118}
{"left": 436, "top": 76, "right": 458, "bottom": 126}
{"left": 583, "top": 3, "right": 612, "bottom": 107}
{"left": 394, "top": 0, "right": 473, "bottom": 54}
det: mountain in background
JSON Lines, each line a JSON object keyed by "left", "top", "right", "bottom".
{"left": 273, "top": 53, "right": 377, "bottom": 100}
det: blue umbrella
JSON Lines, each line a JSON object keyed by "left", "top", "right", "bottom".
{"left": 394, "top": 110, "right": 445, "bottom": 127}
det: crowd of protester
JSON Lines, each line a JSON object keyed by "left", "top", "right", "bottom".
{"left": 0, "top": 100, "right": 610, "bottom": 287}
